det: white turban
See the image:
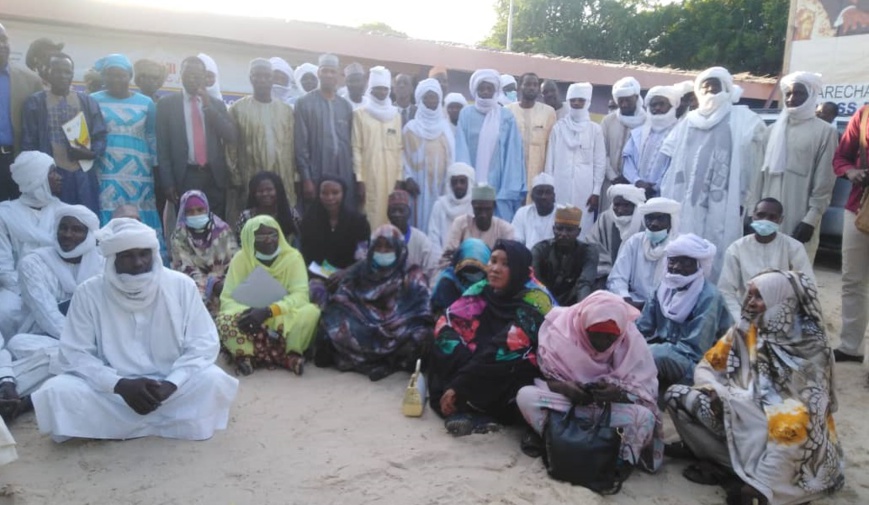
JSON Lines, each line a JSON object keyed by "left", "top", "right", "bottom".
{"left": 665, "top": 233, "right": 717, "bottom": 276}
{"left": 646, "top": 85, "right": 681, "bottom": 108}
{"left": 612, "top": 77, "right": 641, "bottom": 100}
{"left": 414, "top": 78, "right": 442, "bottom": 104}
{"left": 657, "top": 233, "right": 715, "bottom": 322}
{"left": 500, "top": 74, "right": 516, "bottom": 89}
{"left": 690, "top": 67, "right": 738, "bottom": 126}
{"left": 566, "top": 82, "right": 593, "bottom": 101}
{"left": 607, "top": 184, "right": 647, "bottom": 207}
{"left": 269, "top": 57, "right": 293, "bottom": 80}
{"left": 646, "top": 85, "right": 681, "bottom": 131}
{"left": 639, "top": 197, "right": 681, "bottom": 217}
{"left": 447, "top": 162, "right": 476, "bottom": 183}
{"left": 765, "top": 71, "right": 825, "bottom": 174}
{"left": 53, "top": 204, "right": 99, "bottom": 259}
{"left": 532, "top": 172, "right": 555, "bottom": 189}
{"left": 694, "top": 66, "right": 734, "bottom": 96}
{"left": 197, "top": 53, "right": 222, "bottom": 101}
{"left": 469, "top": 69, "right": 500, "bottom": 99}
{"left": 367, "top": 65, "right": 391, "bottom": 91}
{"left": 11, "top": 151, "right": 55, "bottom": 208}
{"left": 97, "top": 218, "right": 159, "bottom": 257}
{"left": 674, "top": 80, "right": 695, "bottom": 96}
{"left": 445, "top": 92, "right": 468, "bottom": 107}
{"left": 294, "top": 63, "right": 319, "bottom": 87}
{"left": 96, "top": 218, "right": 163, "bottom": 310}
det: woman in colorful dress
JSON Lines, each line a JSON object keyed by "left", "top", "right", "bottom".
{"left": 217, "top": 215, "right": 320, "bottom": 376}
{"left": 170, "top": 190, "right": 237, "bottom": 316}
{"left": 516, "top": 290, "right": 663, "bottom": 473}
{"left": 665, "top": 270, "right": 843, "bottom": 505}
{"left": 429, "top": 239, "right": 554, "bottom": 436}
{"left": 430, "top": 238, "right": 490, "bottom": 314}
{"left": 315, "top": 225, "right": 433, "bottom": 381}
{"left": 235, "top": 171, "right": 300, "bottom": 245}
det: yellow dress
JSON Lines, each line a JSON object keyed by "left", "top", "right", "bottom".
{"left": 352, "top": 108, "right": 403, "bottom": 229}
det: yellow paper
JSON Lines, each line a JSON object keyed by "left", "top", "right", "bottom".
{"left": 61, "top": 112, "right": 94, "bottom": 172}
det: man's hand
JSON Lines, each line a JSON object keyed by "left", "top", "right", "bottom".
{"left": 0, "top": 382, "right": 20, "bottom": 420}
{"left": 586, "top": 194, "right": 600, "bottom": 213}
{"left": 302, "top": 180, "right": 316, "bottom": 202}
{"left": 195, "top": 87, "right": 212, "bottom": 108}
{"left": 237, "top": 307, "right": 271, "bottom": 333}
{"left": 404, "top": 178, "right": 421, "bottom": 197}
{"left": 845, "top": 168, "right": 868, "bottom": 186}
{"left": 792, "top": 222, "right": 815, "bottom": 243}
{"left": 613, "top": 176, "right": 630, "bottom": 185}
{"left": 588, "top": 382, "right": 628, "bottom": 403}
{"left": 635, "top": 181, "right": 653, "bottom": 190}
{"left": 114, "top": 378, "right": 162, "bottom": 415}
{"left": 356, "top": 182, "right": 366, "bottom": 210}
{"left": 440, "top": 389, "right": 458, "bottom": 416}
{"left": 146, "top": 380, "right": 177, "bottom": 403}
{"left": 165, "top": 186, "right": 179, "bottom": 204}
{"left": 842, "top": 8, "right": 869, "bottom": 33}
{"left": 69, "top": 142, "right": 97, "bottom": 161}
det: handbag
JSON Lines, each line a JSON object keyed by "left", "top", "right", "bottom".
{"left": 542, "top": 402, "right": 631, "bottom": 494}
{"left": 401, "top": 359, "right": 426, "bottom": 417}
{"left": 854, "top": 106, "right": 869, "bottom": 233}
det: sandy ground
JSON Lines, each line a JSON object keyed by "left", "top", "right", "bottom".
{"left": 0, "top": 260, "right": 867, "bottom": 505}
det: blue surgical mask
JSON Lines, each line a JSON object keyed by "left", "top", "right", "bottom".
{"left": 750, "top": 219, "right": 779, "bottom": 237}
{"left": 372, "top": 251, "right": 396, "bottom": 268}
{"left": 255, "top": 247, "right": 281, "bottom": 262}
{"left": 645, "top": 228, "right": 669, "bottom": 244}
{"left": 462, "top": 270, "right": 486, "bottom": 284}
{"left": 186, "top": 214, "right": 210, "bottom": 230}
{"left": 505, "top": 90, "right": 518, "bottom": 102}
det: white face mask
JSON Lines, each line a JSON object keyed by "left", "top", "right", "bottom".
{"left": 272, "top": 84, "right": 293, "bottom": 102}
{"left": 372, "top": 251, "right": 397, "bottom": 268}
{"left": 186, "top": 214, "right": 209, "bottom": 230}
{"left": 117, "top": 271, "right": 155, "bottom": 294}
{"left": 645, "top": 228, "right": 669, "bottom": 245}
{"left": 569, "top": 107, "right": 590, "bottom": 122}
{"left": 649, "top": 107, "right": 678, "bottom": 131}
{"left": 255, "top": 247, "right": 281, "bottom": 262}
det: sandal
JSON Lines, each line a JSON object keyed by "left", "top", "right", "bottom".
{"left": 725, "top": 483, "right": 768, "bottom": 505}
{"left": 236, "top": 357, "right": 254, "bottom": 377}
{"left": 682, "top": 462, "right": 727, "bottom": 486}
{"left": 471, "top": 415, "right": 503, "bottom": 435}
{"left": 664, "top": 441, "right": 696, "bottom": 460}
{"left": 520, "top": 428, "right": 544, "bottom": 458}
{"left": 287, "top": 353, "right": 305, "bottom": 376}
{"left": 445, "top": 413, "right": 476, "bottom": 437}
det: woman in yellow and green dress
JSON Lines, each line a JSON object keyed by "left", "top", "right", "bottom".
{"left": 216, "top": 215, "right": 320, "bottom": 376}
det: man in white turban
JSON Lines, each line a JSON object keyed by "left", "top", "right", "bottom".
{"left": 623, "top": 85, "right": 681, "bottom": 196}
{"left": 587, "top": 183, "right": 646, "bottom": 284}
{"left": 455, "top": 69, "right": 526, "bottom": 221}
{"left": 498, "top": 74, "right": 517, "bottom": 105}
{"left": 636, "top": 233, "right": 732, "bottom": 391}
{"left": 609, "top": 197, "right": 681, "bottom": 309}
{"left": 403, "top": 78, "right": 455, "bottom": 233}
{"left": 269, "top": 56, "right": 299, "bottom": 106}
{"left": 353, "top": 66, "right": 403, "bottom": 229}
{"left": 658, "top": 66, "right": 768, "bottom": 281}
{"left": 197, "top": 53, "right": 223, "bottom": 102}
{"left": 759, "top": 71, "right": 836, "bottom": 262}
{"left": 511, "top": 172, "right": 556, "bottom": 249}
{"left": 674, "top": 79, "right": 696, "bottom": 118}
{"left": 444, "top": 93, "right": 467, "bottom": 129}
{"left": 32, "top": 218, "right": 238, "bottom": 442}
{"left": 427, "top": 162, "right": 476, "bottom": 249}
{"left": 506, "top": 72, "right": 556, "bottom": 197}
{"left": 294, "top": 63, "right": 319, "bottom": 93}
{"left": 0, "top": 151, "right": 66, "bottom": 337}
{"left": 600, "top": 76, "right": 646, "bottom": 207}
{"left": 545, "top": 82, "right": 606, "bottom": 238}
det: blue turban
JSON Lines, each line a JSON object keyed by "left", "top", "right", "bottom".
{"left": 95, "top": 54, "right": 133, "bottom": 74}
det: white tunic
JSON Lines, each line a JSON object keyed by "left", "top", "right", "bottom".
{"left": 32, "top": 270, "right": 239, "bottom": 441}
{"left": 405, "top": 227, "right": 441, "bottom": 283}
{"left": 511, "top": 204, "right": 555, "bottom": 249}
{"left": 717, "top": 233, "right": 814, "bottom": 321}
{"left": 607, "top": 233, "right": 668, "bottom": 303}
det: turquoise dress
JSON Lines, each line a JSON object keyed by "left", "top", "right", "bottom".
{"left": 92, "top": 91, "right": 165, "bottom": 257}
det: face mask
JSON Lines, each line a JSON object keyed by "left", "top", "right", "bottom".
{"left": 649, "top": 108, "right": 678, "bottom": 131}
{"left": 750, "top": 219, "right": 779, "bottom": 237}
{"left": 569, "top": 107, "right": 590, "bottom": 122}
{"left": 255, "top": 247, "right": 281, "bottom": 262}
{"left": 614, "top": 215, "right": 633, "bottom": 227}
{"left": 117, "top": 271, "right": 155, "bottom": 294}
{"left": 645, "top": 228, "right": 669, "bottom": 245}
{"left": 505, "top": 90, "right": 518, "bottom": 102}
{"left": 186, "top": 214, "right": 209, "bottom": 230}
{"left": 462, "top": 270, "right": 486, "bottom": 284}
{"left": 661, "top": 271, "right": 701, "bottom": 290}
{"left": 372, "top": 251, "right": 396, "bottom": 268}
{"left": 272, "top": 84, "right": 293, "bottom": 102}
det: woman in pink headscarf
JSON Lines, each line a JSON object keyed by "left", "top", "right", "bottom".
{"left": 516, "top": 290, "right": 663, "bottom": 472}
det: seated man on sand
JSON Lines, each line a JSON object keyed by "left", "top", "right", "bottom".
{"left": 443, "top": 185, "right": 514, "bottom": 257}
{"left": 718, "top": 198, "right": 813, "bottom": 321}
{"left": 636, "top": 234, "right": 732, "bottom": 392}
{"left": 511, "top": 173, "right": 556, "bottom": 249}
{"left": 586, "top": 184, "right": 646, "bottom": 287}
{"left": 32, "top": 218, "right": 239, "bottom": 442}
{"left": 531, "top": 205, "right": 598, "bottom": 306}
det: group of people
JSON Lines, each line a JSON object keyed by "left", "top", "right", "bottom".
{"left": 0, "top": 21, "right": 866, "bottom": 505}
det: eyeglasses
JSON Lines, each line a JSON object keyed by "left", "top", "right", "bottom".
{"left": 253, "top": 231, "right": 279, "bottom": 242}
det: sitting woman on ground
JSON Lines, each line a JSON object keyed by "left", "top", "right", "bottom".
{"left": 171, "top": 190, "right": 237, "bottom": 316}
{"left": 429, "top": 239, "right": 554, "bottom": 436}
{"left": 430, "top": 238, "right": 491, "bottom": 314}
{"left": 216, "top": 215, "right": 320, "bottom": 376}
{"left": 315, "top": 225, "right": 433, "bottom": 381}
{"left": 235, "top": 171, "right": 300, "bottom": 245}
{"left": 299, "top": 177, "right": 371, "bottom": 306}
{"left": 516, "top": 290, "right": 663, "bottom": 473}
{"left": 665, "top": 270, "right": 843, "bottom": 505}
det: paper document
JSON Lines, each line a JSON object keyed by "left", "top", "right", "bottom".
{"left": 308, "top": 261, "right": 338, "bottom": 279}
{"left": 231, "top": 266, "right": 288, "bottom": 308}
{"left": 62, "top": 111, "right": 94, "bottom": 172}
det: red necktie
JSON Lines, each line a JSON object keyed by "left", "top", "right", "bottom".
{"left": 190, "top": 96, "right": 207, "bottom": 166}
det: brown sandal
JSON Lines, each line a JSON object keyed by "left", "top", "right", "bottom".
{"left": 287, "top": 353, "right": 305, "bottom": 376}
{"left": 236, "top": 357, "right": 254, "bottom": 376}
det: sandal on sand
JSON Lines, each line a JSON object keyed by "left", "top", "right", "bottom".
{"left": 725, "top": 483, "right": 768, "bottom": 505}
{"left": 236, "top": 357, "right": 254, "bottom": 377}
{"left": 287, "top": 353, "right": 305, "bottom": 376}
{"left": 682, "top": 462, "right": 728, "bottom": 486}
{"left": 520, "top": 428, "right": 544, "bottom": 458}
{"left": 664, "top": 441, "right": 696, "bottom": 460}
{"left": 471, "top": 415, "right": 503, "bottom": 435}
{"left": 445, "top": 413, "right": 476, "bottom": 437}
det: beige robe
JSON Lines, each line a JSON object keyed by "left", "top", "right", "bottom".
{"left": 352, "top": 109, "right": 403, "bottom": 229}
{"left": 506, "top": 102, "right": 556, "bottom": 198}
{"left": 227, "top": 97, "right": 296, "bottom": 221}
{"left": 444, "top": 214, "right": 515, "bottom": 253}
{"left": 599, "top": 111, "right": 632, "bottom": 209}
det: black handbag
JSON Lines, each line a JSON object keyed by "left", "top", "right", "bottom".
{"left": 542, "top": 402, "right": 631, "bottom": 494}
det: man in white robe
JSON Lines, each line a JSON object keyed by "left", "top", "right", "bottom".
{"left": 659, "top": 67, "right": 768, "bottom": 282}
{"left": 0, "top": 331, "right": 55, "bottom": 424}
{"left": 718, "top": 198, "right": 813, "bottom": 321}
{"left": 32, "top": 218, "right": 238, "bottom": 442}
{"left": 622, "top": 85, "right": 681, "bottom": 195}
{"left": 455, "top": 69, "right": 526, "bottom": 221}
{"left": 386, "top": 190, "right": 440, "bottom": 282}
{"left": 759, "top": 72, "right": 837, "bottom": 262}
{"left": 10, "top": 205, "right": 104, "bottom": 363}
{"left": 545, "top": 82, "right": 606, "bottom": 239}
{"left": 269, "top": 57, "right": 300, "bottom": 107}
{"left": 511, "top": 172, "right": 556, "bottom": 249}
{"left": 427, "top": 162, "right": 475, "bottom": 249}
{"left": 587, "top": 184, "right": 646, "bottom": 283}
{"left": 600, "top": 77, "right": 646, "bottom": 208}
{"left": 608, "top": 197, "right": 680, "bottom": 310}
{"left": 0, "top": 151, "right": 66, "bottom": 337}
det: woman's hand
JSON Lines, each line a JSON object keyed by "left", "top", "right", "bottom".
{"left": 588, "top": 382, "right": 629, "bottom": 403}
{"left": 548, "top": 380, "right": 593, "bottom": 405}
{"left": 440, "top": 389, "right": 458, "bottom": 416}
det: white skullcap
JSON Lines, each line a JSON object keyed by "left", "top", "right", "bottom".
{"left": 414, "top": 77, "right": 442, "bottom": 103}
{"left": 612, "top": 77, "right": 641, "bottom": 100}
{"left": 447, "top": 162, "right": 476, "bottom": 183}
{"left": 96, "top": 218, "right": 159, "bottom": 257}
{"left": 532, "top": 172, "right": 555, "bottom": 189}
{"left": 367, "top": 66, "right": 391, "bottom": 91}
{"left": 607, "top": 184, "right": 647, "bottom": 206}
{"left": 444, "top": 92, "right": 468, "bottom": 106}
{"left": 781, "top": 71, "right": 823, "bottom": 96}
{"left": 639, "top": 197, "right": 681, "bottom": 217}
{"left": 694, "top": 67, "right": 734, "bottom": 96}
{"left": 674, "top": 80, "right": 695, "bottom": 96}
{"left": 249, "top": 58, "right": 272, "bottom": 72}
{"left": 469, "top": 69, "right": 500, "bottom": 97}
{"left": 566, "top": 82, "right": 593, "bottom": 101}
{"left": 269, "top": 57, "right": 293, "bottom": 80}
{"left": 294, "top": 63, "right": 319, "bottom": 85}
{"left": 665, "top": 233, "right": 717, "bottom": 276}
{"left": 500, "top": 74, "right": 517, "bottom": 88}
{"left": 11, "top": 151, "right": 53, "bottom": 194}
{"left": 54, "top": 205, "right": 100, "bottom": 259}
{"left": 646, "top": 85, "right": 681, "bottom": 108}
